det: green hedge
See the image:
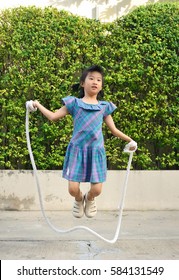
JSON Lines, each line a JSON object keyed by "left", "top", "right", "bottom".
{"left": 102, "top": 2, "right": 179, "bottom": 169}
{"left": 0, "top": 3, "right": 178, "bottom": 170}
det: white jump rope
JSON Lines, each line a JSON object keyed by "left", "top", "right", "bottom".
{"left": 25, "top": 100, "right": 137, "bottom": 244}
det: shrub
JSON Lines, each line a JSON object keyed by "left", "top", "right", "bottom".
{"left": 102, "top": 2, "right": 179, "bottom": 169}
{"left": 0, "top": 3, "right": 178, "bottom": 170}
{"left": 0, "top": 6, "right": 105, "bottom": 169}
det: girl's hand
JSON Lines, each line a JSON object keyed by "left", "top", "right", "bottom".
{"left": 124, "top": 140, "right": 137, "bottom": 153}
{"left": 32, "top": 100, "right": 39, "bottom": 109}
{"left": 129, "top": 140, "right": 137, "bottom": 151}
{"left": 26, "top": 100, "right": 37, "bottom": 112}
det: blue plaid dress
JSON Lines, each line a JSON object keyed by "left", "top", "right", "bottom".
{"left": 62, "top": 96, "right": 116, "bottom": 183}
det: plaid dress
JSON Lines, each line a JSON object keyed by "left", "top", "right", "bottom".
{"left": 62, "top": 96, "right": 116, "bottom": 183}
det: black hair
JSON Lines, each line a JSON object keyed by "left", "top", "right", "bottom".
{"left": 72, "top": 65, "right": 104, "bottom": 100}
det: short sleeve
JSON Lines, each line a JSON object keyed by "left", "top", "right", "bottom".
{"left": 103, "top": 102, "right": 117, "bottom": 117}
{"left": 62, "top": 96, "right": 76, "bottom": 116}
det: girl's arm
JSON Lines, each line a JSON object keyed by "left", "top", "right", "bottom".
{"left": 33, "top": 100, "right": 69, "bottom": 121}
{"left": 104, "top": 115, "right": 132, "bottom": 142}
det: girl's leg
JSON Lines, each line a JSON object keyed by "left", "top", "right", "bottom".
{"left": 68, "top": 181, "right": 82, "bottom": 201}
{"left": 87, "top": 183, "right": 103, "bottom": 200}
{"left": 85, "top": 183, "right": 102, "bottom": 218}
{"left": 68, "top": 181, "right": 84, "bottom": 218}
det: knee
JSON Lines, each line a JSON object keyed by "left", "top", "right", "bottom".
{"left": 68, "top": 182, "right": 80, "bottom": 197}
{"left": 89, "top": 185, "right": 102, "bottom": 198}
{"left": 93, "top": 188, "right": 102, "bottom": 197}
{"left": 68, "top": 187, "right": 77, "bottom": 197}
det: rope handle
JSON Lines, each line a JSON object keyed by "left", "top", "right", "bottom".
{"left": 26, "top": 100, "right": 37, "bottom": 113}
{"left": 124, "top": 140, "right": 137, "bottom": 153}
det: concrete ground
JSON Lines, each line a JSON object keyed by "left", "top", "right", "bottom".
{"left": 0, "top": 210, "right": 179, "bottom": 260}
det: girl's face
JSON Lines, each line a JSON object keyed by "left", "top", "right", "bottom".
{"left": 81, "top": 71, "right": 103, "bottom": 96}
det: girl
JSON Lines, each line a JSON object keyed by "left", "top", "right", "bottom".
{"left": 32, "top": 65, "right": 137, "bottom": 219}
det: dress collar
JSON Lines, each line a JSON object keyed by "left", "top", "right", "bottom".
{"left": 76, "top": 98, "right": 107, "bottom": 111}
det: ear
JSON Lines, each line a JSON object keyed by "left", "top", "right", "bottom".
{"left": 80, "top": 81, "right": 84, "bottom": 88}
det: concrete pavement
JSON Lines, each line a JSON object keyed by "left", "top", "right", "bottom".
{"left": 0, "top": 210, "right": 179, "bottom": 260}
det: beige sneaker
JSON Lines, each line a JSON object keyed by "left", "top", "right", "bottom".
{"left": 84, "top": 193, "right": 97, "bottom": 218}
{"left": 72, "top": 195, "right": 84, "bottom": 218}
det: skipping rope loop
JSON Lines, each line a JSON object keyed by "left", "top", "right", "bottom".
{"left": 25, "top": 101, "right": 133, "bottom": 244}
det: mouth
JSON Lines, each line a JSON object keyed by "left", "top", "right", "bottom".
{"left": 91, "top": 86, "right": 98, "bottom": 90}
